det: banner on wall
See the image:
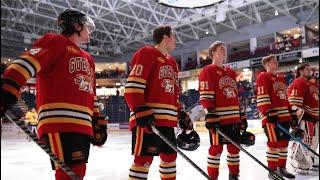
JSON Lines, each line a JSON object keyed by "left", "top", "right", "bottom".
{"left": 224, "top": 60, "right": 250, "bottom": 69}
{"left": 178, "top": 71, "right": 191, "bottom": 79}
{"left": 251, "top": 51, "right": 301, "bottom": 67}
{"left": 302, "top": 47, "right": 319, "bottom": 58}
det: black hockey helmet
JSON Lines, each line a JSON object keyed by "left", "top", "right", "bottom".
{"left": 240, "top": 131, "right": 255, "bottom": 147}
{"left": 177, "top": 130, "right": 200, "bottom": 151}
{"left": 58, "top": 8, "right": 95, "bottom": 36}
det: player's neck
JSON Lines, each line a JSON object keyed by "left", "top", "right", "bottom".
{"left": 211, "top": 59, "right": 223, "bottom": 68}
{"left": 266, "top": 68, "right": 276, "bottom": 74}
{"left": 68, "top": 35, "right": 81, "bottom": 47}
{"left": 155, "top": 44, "right": 168, "bottom": 57}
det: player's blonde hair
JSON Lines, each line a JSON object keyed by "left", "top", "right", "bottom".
{"left": 208, "top": 41, "right": 225, "bottom": 58}
{"left": 261, "top": 54, "right": 277, "bottom": 67}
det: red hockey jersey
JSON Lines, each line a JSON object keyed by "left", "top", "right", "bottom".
{"left": 3, "top": 33, "right": 99, "bottom": 138}
{"left": 288, "top": 77, "right": 319, "bottom": 119}
{"left": 198, "top": 64, "right": 241, "bottom": 125}
{"left": 124, "top": 46, "right": 179, "bottom": 130}
{"left": 256, "top": 72, "right": 291, "bottom": 125}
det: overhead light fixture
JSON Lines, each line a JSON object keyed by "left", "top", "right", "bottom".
{"left": 156, "top": 0, "right": 221, "bottom": 8}
{"left": 287, "top": 30, "right": 291, "bottom": 33}
{"left": 25, "top": 48, "right": 28, "bottom": 51}
{"left": 205, "top": 31, "right": 209, "bottom": 35}
{"left": 96, "top": 52, "right": 99, "bottom": 55}
{"left": 315, "top": 25, "right": 319, "bottom": 29}
{"left": 275, "top": 10, "right": 279, "bottom": 16}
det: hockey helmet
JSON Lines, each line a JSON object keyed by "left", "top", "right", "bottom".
{"left": 240, "top": 131, "right": 255, "bottom": 146}
{"left": 58, "top": 8, "right": 95, "bottom": 36}
{"left": 177, "top": 130, "right": 200, "bottom": 151}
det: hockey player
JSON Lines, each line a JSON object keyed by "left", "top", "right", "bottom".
{"left": 198, "top": 41, "right": 247, "bottom": 180}
{"left": 287, "top": 63, "right": 319, "bottom": 173}
{"left": 256, "top": 54, "right": 297, "bottom": 179}
{"left": 124, "top": 25, "right": 178, "bottom": 180}
{"left": 0, "top": 9, "right": 107, "bottom": 180}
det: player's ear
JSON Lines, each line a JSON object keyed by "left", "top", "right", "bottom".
{"left": 74, "top": 23, "right": 82, "bottom": 31}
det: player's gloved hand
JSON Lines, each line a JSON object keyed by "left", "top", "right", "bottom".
{"left": 266, "top": 109, "right": 278, "bottom": 124}
{"left": 290, "top": 127, "right": 304, "bottom": 139}
{"left": 91, "top": 116, "right": 108, "bottom": 146}
{"left": 289, "top": 109, "right": 298, "bottom": 127}
{"left": 239, "top": 111, "right": 248, "bottom": 132}
{"left": 134, "top": 105, "right": 155, "bottom": 127}
{"left": 1, "top": 78, "right": 20, "bottom": 117}
{"left": 178, "top": 111, "right": 193, "bottom": 130}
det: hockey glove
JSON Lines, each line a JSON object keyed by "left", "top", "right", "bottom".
{"left": 290, "top": 128, "right": 304, "bottom": 139}
{"left": 239, "top": 111, "right": 248, "bottom": 132}
{"left": 289, "top": 109, "right": 298, "bottom": 128}
{"left": 266, "top": 109, "right": 278, "bottom": 124}
{"left": 1, "top": 78, "right": 20, "bottom": 117}
{"left": 91, "top": 116, "right": 108, "bottom": 146}
{"left": 205, "top": 110, "right": 220, "bottom": 131}
{"left": 178, "top": 111, "right": 193, "bottom": 130}
{"left": 134, "top": 105, "right": 155, "bottom": 127}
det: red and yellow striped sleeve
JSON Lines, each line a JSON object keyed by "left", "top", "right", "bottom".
{"left": 124, "top": 48, "right": 155, "bottom": 110}
{"left": 198, "top": 67, "right": 215, "bottom": 109}
{"left": 2, "top": 34, "right": 66, "bottom": 96}
{"left": 256, "top": 72, "right": 272, "bottom": 116}
{"left": 287, "top": 79, "right": 305, "bottom": 108}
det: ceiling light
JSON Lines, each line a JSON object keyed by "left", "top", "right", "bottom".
{"left": 25, "top": 48, "right": 28, "bottom": 51}
{"left": 205, "top": 31, "right": 209, "bottom": 35}
{"left": 287, "top": 30, "right": 290, "bottom": 33}
{"left": 274, "top": 10, "right": 279, "bottom": 16}
{"left": 96, "top": 52, "right": 99, "bottom": 55}
{"left": 315, "top": 25, "right": 318, "bottom": 29}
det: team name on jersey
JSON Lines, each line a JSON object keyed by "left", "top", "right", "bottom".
{"left": 219, "top": 76, "right": 237, "bottom": 98}
{"left": 159, "top": 65, "right": 178, "bottom": 94}
{"left": 69, "top": 57, "right": 94, "bottom": 76}
{"left": 69, "top": 57, "right": 94, "bottom": 93}
{"left": 273, "top": 81, "right": 286, "bottom": 99}
{"left": 159, "top": 65, "right": 178, "bottom": 85}
{"left": 219, "top": 76, "right": 237, "bottom": 89}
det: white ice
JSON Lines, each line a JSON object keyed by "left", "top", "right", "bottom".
{"left": 1, "top": 123, "right": 319, "bottom": 180}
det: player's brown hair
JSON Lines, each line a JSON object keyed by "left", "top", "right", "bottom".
{"left": 153, "top": 26, "right": 173, "bottom": 44}
{"left": 296, "top": 62, "right": 310, "bottom": 78}
{"left": 261, "top": 54, "right": 277, "bottom": 67}
{"left": 209, "top": 41, "right": 225, "bottom": 58}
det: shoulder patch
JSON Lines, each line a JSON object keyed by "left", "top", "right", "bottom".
{"left": 67, "top": 46, "right": 79, "bottom": 54}
{"left": 157, "top": 57, "right": 165, "bottom": 63}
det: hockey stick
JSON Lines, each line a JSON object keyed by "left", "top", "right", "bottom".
{"left": 276, "top": 123, "right": 319, "bottom": 158}
{"left": 150, "top": 125, "right": 211, "bottom": 180}
{"left": 216, "top": 128, "right": 284, "bottom": 180}
{"left": 4, "top": 111, "right": 80, "bottom": 180}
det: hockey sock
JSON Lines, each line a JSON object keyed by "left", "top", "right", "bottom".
{"left": 159, "top": 153, "right": 177, "bottom": 180}
{"left": 208, "top": 145, "right": 223, "bottom": 179}
{"left": 278, "top": 140, "right": 289, "bottom": 168}
{"left": 227, "top": 144, "right": 240, "bottom": 175}
{"left": 129, "top": 155, "right": 153, "bottom": 180}
{"left": 55, "top": 163, "right": 86, "bottom": 180}
{"left": 266, "top": 142, "right": 279, "bottom": 170}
